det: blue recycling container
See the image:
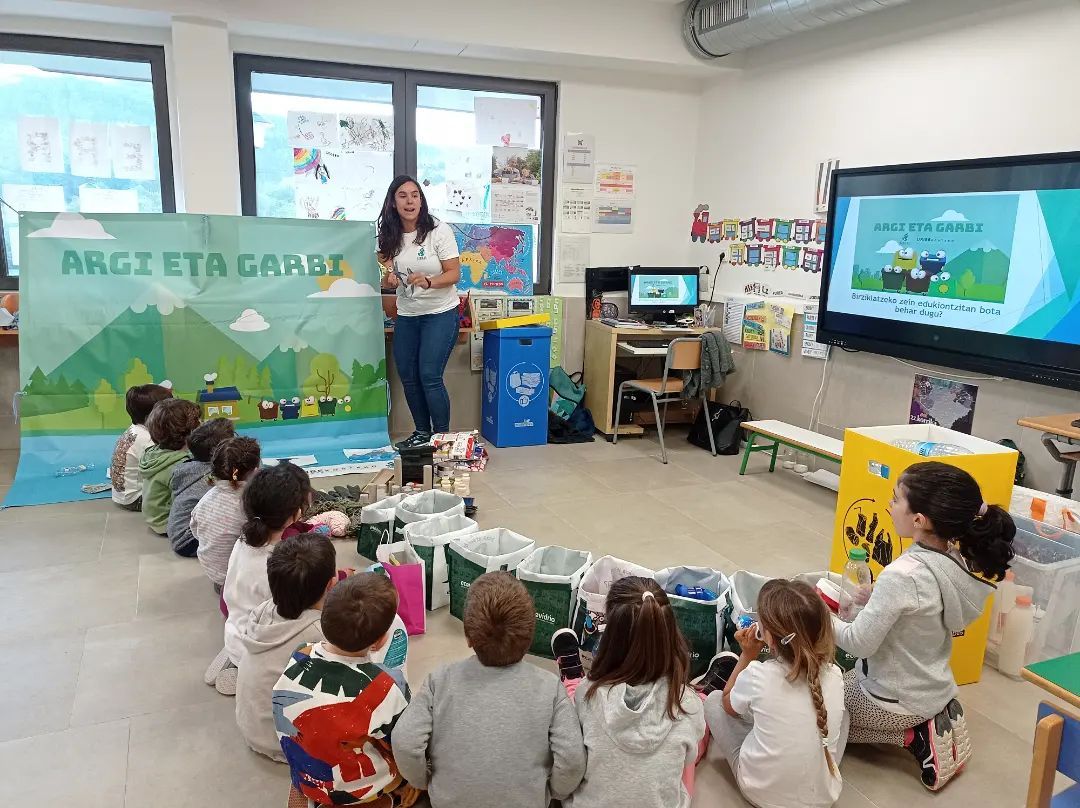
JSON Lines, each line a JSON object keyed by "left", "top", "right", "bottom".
{"left": 481, "top": 326, "right": 552, "bottom": 448}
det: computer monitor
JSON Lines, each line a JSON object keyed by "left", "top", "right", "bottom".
{"left": 628, "top": 267, "right": 699, "bottom": 323}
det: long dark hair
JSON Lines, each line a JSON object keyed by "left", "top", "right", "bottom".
{"left": 241, "top": 462, "right": 310, "bottom": 548}
{"left": 757, "top": 579, "right": 839, "bottom": 778}
{"left": 376, "top": 175, "right": 436, "bottom": 260}
{"left": 900, "top": 461, "right": 1015, "bottom": 580}
{"left": 586, "top": 576, "right": 690, "bottom": 720}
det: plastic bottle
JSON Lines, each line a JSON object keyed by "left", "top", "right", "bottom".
{"left": 55, "top": 463, "right": 95, "bottom": 478}
{"left": 674, "top": 584, "right": 718, "bottom": 601}
{"left": 839, "top": 547, "right": 873, "bottom": 622}
{"left": 989, "top": 570, "right": 1016, "bottom": 645}
{"left": 997, "top": 595, "right": 1035, "bottom": 678}
{"left": 890, "top": 440, "right": 973, "bottom": 457}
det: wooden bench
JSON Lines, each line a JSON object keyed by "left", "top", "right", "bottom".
{"left": 739, "top": 419, "right": 843, "bottom": 475}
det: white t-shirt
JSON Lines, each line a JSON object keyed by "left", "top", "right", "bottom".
{"left": 110, "top": 424, "right": 152, "bottom": 506}
{"left": 223, "top": 539, "right": 275, "bottom": 665}
{"left": 389, "top": 220, "right": 461, "bottom": 317}
{"left": 728, "top": 659, "right": 845, "bottom": 808}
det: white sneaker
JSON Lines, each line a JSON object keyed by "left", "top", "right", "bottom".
{"left": 203, "top": 646, "right": 230, "bottom": 686}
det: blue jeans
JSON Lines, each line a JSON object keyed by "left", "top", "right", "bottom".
{"left": 392, "top": 307, "right": 460, "bottom": 434}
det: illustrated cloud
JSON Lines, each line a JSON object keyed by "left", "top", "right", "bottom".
{"left": 131, "top": 284, "right": 186, "bottom": 316}
{"left": 229, "top": 308, "right": 270, "bottom": 332}
{"left": 307, "top": 278, "right": 379, "bottom": 298}
{"left": 932, "top": 209, "right": 969, "bottom": 222}
{"left": 877, "top": 240, "right": 903, "bottom": 254}
{"left": 27, "top": 212, "right": 115, "bottom": 240}
{"left": 280, "top": 334, "right": 309, "bottom": 352}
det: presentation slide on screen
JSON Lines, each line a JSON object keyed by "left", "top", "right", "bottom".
{"left": 827, "top": 190, "right": 1080, "bottom": 347}
{"left": 630, "top": 274, "right": 698, "bottom": 306}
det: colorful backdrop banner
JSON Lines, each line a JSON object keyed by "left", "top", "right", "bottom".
{"left": 7, "top": 212, "right": 391, "bottom": 508}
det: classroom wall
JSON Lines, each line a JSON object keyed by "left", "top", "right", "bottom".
{"left": 692, "top": 0, "right": 1080, "bottom": 492}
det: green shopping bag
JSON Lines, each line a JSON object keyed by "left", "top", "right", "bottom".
{"left": 356, "top": 493, "right": 407, "bottom": 561}
{"left": 549, "top": 368, "right": 585, "bottom": 422}
{"left": 447, "top": 529, "right": 535, "bottom": 620}
{"left": 654, "top": 566, "right": 732, "bottom": 679}
{"left": 516, "top": 546, "right": 593, "bottom": 658}
{"left": 403, "top": 513, "right": 478, "bottom": 610}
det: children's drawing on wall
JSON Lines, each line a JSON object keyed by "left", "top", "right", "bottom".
{"left": 690, "top": 203, "right": 709, "bottom": 243}
{"left": 339, "top": 114, "right": 393, "bottom": 153}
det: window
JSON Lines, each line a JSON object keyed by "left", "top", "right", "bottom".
{"left": 236, "top": 56, "right": 557, "bottom": 294}
{"left": 0, "top": 35, "right": 175, "bottom": 289}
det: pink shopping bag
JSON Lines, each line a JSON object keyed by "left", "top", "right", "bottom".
{"left": 377, "top": 541, "right": 427, "bottom": 636}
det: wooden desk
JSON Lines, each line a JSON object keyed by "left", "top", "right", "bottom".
{"left": 583, "top": 320, "right": 717, "bottom": 437}
{"left": 1018, "top": 413, "right": 1080, "bottom": 497}
{"left": 1023, "top": 652, "right": 1080, "bottom": 711}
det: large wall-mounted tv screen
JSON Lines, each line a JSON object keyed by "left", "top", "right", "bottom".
{"left": 818, "top": 153, "right": 1080, "bottom": 390}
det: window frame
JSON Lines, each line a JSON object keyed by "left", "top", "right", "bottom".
{"left": 0, "top": 33, "right": 176, "bottom": 291}
{"left": 234, "top": 55, "right": 558, "bottom": 295}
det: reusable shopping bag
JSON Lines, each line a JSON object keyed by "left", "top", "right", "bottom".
{"left": 393, "top": 490, "right": 465, "bottom": 539}
{"left": 403, "top": 513, "right": 479, "bottom": 610}
{"left": 571, "top": 555, "right": 655, "bottom": 672}
{"left": 357, "top": 493, "right": 407, "bottom": 561}
{"left": 720, "top": 570, "right": 770, "bottom": 655}
{"left": 447, "top": 529, "right": 536, "bottom": 620}
{"left": 516, "top": 546, "right": 593, "bottom": 658}
{"left": 654, "top": 566, "right": 732, "bottom": 679}
{"left": 376, "top": 539, "right": 427, "bottom": 636}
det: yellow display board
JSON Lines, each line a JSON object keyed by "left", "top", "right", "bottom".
{"left": 830, "top": 425, "right": 1017, "bottom": 685}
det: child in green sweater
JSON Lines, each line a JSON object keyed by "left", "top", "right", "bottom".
{"left": 139, "top": 398, "right": 201, "bottom": 534}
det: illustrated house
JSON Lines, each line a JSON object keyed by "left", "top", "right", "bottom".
{"left": 197, "top": 373, "right": 242, "bottom": 420}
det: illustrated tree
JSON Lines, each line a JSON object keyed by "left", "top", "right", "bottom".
{"left": 958, "top": 269, "right": 976, "bottom": 299}
{"left": 302, "top": 354, "right": 349, "bottom": 400}
{"left": 258, "top": 367, "right": 273, "bottom": 398}
{"left": 215, "top": 355, "right": 235, "bottom": 388}
{"left": 122, "top": 358, "right": 153, "bottom": 392}
{"left": 93, "top": 379, "right": 118, "bottom": 428}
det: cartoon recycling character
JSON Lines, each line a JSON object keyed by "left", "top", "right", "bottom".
{"left": 892, "top": 247, "right": 918, "bottom": 273}
{"left": 930, "top": 271, "right": 953, "bottom": 296}
{"left": 881, "top": 264, "right": 906, "bottom": 292}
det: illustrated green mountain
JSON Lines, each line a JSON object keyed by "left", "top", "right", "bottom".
{"left": 47, "top": 306, "right": 263, "bottom": 397}
{"left": 257, "top": 345, "right": 319, "bottom": 400}
{"left": 945, "top": 246, "right": 1010, "bottom": 287}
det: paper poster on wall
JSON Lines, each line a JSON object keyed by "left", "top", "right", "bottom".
{"left": 18, "top": 116, "right": 64, "bottom": 173}
{"left": 562, "top": 133, "right": 594, "bottom": 185}
{"left": 341, "top": 150, "right": 395, "bottom": 220}
{"left": 492, "top": 146, "right": 541, "bottom": 185}
{"left": 69, "top": 121, "right": 111, "bottom": 178}
{"left": 910, "top": 374, "right": 978, "bottom": 434}
{"left": 445, "top": 181, "right": 486, "bottom": 214}
{"left": 767, "top": 303, "right": 794, "bottom": 356}
{"left": 287, "top": 111, "right": 339, "bottom": 149}
{"left": 801, "top": 304, "right": 829, "bottom": 360}
{"left": 722, "top": 301, "right": 745, "bottom": 345}
{"left": 560, "top": 186, "right": 593, "bottom": 234}
{"left": 2, "top": 183, "right": 66, "bottom": 212}
{"left": 417, "top": 144, "right": 492, "bottom": 224}
{"left": 593, "top": 201, "right": 633, "bottom": 234}
{"left": 474, "top": 97, "right": 537, "bottom": 148}
{"left": 595, "top": 164, "right": 635, "bottom": 197}
{"left": 109, "top": 124, "right": 155, "bottom": 180}
{"left": 742, "top": 302, "right": 767, "bottom": 350}
{"left": 78, "top": 186, "right": 139, "bottom": 214}
{"left": 557, "top": 234, "right": 590, "bottom": 283}
{"left": 491, "top": 184, "right": 540, "bottom": 224}
{"left": 339, "top": 114, "right": 393, "bottom": 153}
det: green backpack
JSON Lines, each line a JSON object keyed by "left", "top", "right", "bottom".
{"left": 549, "top": 368, "right": 585, "bottom": 421}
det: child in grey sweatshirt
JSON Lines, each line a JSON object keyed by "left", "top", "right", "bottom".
{"left": 166, "top": 418, "right": 234, "bottom": 557}
{"left": 392, "top": 572, "right": 585, "bottom": 808}
{"left": 834, "top": 461, "right": 1014, "bottom": 792}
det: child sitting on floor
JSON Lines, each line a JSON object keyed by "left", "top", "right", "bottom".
{"left": 550, "top": 576, "right": 705, "bottom": 808}
{"left": 192, "top": 436, "right": 261, "bottom": 595}
{"left": 110, "top": 383, "right": 172, "bottom": 511}
{"left": 205, "top": 462, "right": 309, "bottom": 696}
{"left": 274, "top": 573, "right": 421, "bottom": 808}
{"left": 392, "top": 572, "right": 585, "bottom": 808}
{"left": 167, "top": 417, "right": 235, "bottom": 557}
{"left": 703, "top": 578, "right": 845, "bottom": 808}
{"left": 235, "top": 532, "right": 337, "bottom": 761}
{"left": 139, "top": 398, "right": 201, "bottom": 534}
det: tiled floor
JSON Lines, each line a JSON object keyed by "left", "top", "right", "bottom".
{"left": 0, "top": 435, "right": 1070, "bottom": 806}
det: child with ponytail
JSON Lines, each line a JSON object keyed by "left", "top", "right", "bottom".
{"left": 205, "top": 462, "right": 310, "bottom": 696}
{"left": 703, "top": 578, "right": 845, "bottom": 808}
{"left": 833, "top": 461, "right": 1015, "bottom": 792}
{"left": 550, "top": 576, "right": 705, "bottom": 808}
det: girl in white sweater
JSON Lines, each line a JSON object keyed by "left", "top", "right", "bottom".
{"left": 203, "top": 461, "right": 312, "bottom": 696}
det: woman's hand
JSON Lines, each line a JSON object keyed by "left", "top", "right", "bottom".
{"left": 383, "top": 270, "right": 400, "bottom": 289}
{"left": 735, "top": 625, "right": 765, "bottom": 659}
{"left": 406, "top": 272, "right": 431, "bottom": 289}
